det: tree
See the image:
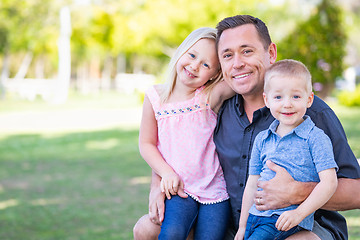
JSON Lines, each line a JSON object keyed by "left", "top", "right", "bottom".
{"left": 277, "top": 0, "right": 346, "bottom": 98}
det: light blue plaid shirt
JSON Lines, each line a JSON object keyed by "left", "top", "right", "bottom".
{"left": 248, "top": 115, "right": 338, "bottom": 230}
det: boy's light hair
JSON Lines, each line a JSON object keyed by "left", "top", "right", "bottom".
{"left": 160, "top": 27, "right": 222, "bottom": 103}
{"left": 264, "top": 59, "right": 312, "bottom": 93}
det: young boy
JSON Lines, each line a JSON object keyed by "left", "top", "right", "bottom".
{"left": 235, "top": 59, "right": 338, "bottom": 240}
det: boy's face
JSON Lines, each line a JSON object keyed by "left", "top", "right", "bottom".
{"left": 263, "top": 75, "right": 314, "bottom": 130}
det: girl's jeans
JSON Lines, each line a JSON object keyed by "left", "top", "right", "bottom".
{"left": 158, "top": 195, "right": 230, "bottom": 240}
{"left": 245, "top": 213, "right": 302, "bottom": 240}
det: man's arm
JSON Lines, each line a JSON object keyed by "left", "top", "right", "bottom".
{"left": 255, "top": 161, "right": 360, "bottom": 211}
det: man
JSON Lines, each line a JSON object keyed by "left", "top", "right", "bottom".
{"left": 134, "top": 15, "right": 360, "bottom": 239}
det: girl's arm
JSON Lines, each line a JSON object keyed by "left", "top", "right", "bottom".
{"left": 139, "top": 95, "right": 182, "bottom": 199}
{"left": 235, "top": 175, "right": 260, "bottom": 240}
{"left": 209, "top": 80, "right": 235, "bottom": 114}
{"left": 275, "top": 168, "right": 338, "bottom": 231}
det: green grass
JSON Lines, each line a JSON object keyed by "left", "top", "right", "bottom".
{"left": 331, "top": 102, "right": 360, "bottom": 240}
{"left": 0, "top": 96, "right": 359, "bottom": 239}
{"left": 0, "top": 128, "right": 151, "bottom": 240}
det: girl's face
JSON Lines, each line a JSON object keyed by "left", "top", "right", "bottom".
{"left": 176, "top": 38, "right": 220, "bottom": 90}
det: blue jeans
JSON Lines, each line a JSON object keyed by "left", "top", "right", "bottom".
{"left": 245, "top": 214, "right": 302, "bottom": 240}
{"left": 158, "top": 195, "right": 230, "bottom": 240}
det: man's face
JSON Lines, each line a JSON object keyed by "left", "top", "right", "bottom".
{"left": 217, "top": 24, "right": 276, "bottom": 97}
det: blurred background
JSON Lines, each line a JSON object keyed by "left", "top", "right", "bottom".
{"left": 0, "top": 0, "right": 360, "bottom": 239}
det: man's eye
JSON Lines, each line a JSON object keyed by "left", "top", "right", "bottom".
{"left": 243, "top": 49, "right": 253, "bottom": 54}
{"left": 223, "top": 53, "right": 232, "bottom": 59}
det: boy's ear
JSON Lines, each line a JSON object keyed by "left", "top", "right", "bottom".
{"left": 263, "top": 92, "right": 269, "bottom": 108}
{"left": 307, "top": 91, "right": 314, "bottom": 108}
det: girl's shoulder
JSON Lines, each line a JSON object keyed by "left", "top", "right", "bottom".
{"left": 146, "top": 84, "right": 165, "bottom": 100}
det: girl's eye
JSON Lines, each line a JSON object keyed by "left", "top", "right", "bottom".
{"left": 189, "top": 53, "right": 195, "bottom": 58}
{"left": 293, "top": 95, "right": 300, "bottom": 99}
{"left": 275, "top": 96, "right": 281, "bottom": 100}
{"left": 203, "top": 63, "right": 209, "bottom": 68}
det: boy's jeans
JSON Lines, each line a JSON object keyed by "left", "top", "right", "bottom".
{"left": 245, "top": 213, "right": 302, "bottom": 240}
{"left": 159, "top": 195, "right": 230, "bottom": 240}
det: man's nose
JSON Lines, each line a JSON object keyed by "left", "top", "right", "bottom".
{"left": 233, "top": 55, "right": 245, "bottom": 69}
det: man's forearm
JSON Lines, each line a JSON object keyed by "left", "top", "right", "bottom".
{"left": 292, "top": 178, "right": 360, "bottom": 211}
{"left": 321, "top": 178, "right": 360, "bottom": 211}
{"left": 150, "top": 171, "right": 161, "bottom": 190}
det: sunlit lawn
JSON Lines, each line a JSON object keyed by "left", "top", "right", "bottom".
{"left": 0, "top": 94, "right": 359, "bottom": 239}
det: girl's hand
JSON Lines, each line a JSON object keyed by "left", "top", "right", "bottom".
{"left": 160, "top": 173, "right": 183, "bottom": 199}
{"left": 275, "top": 209, "right": 303, "bottom": 231}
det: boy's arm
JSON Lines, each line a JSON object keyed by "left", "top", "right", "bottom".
{"left": 235, "top": 175, "right": 260, "bottom": 240}
{"left": 275, "top": 168, "right": 338, "bottom": 231}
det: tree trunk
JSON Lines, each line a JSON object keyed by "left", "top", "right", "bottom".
{"left": 14, "top": 52, "right": 33, "bottom": 79}
{"left": 0, "top": 49, "right": 10, "bottom": 99}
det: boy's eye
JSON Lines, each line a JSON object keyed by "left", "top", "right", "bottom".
{"left": 203, "top": 63, "right": 209, "bottom": 68}
{"left": 293, "top": 95, "right": 300, "bottom": 99}
{"left": 189, "top": 53, "right": 195, "bottom": 58}
{"left": 275, "top": 96, "right": 281, "bottom": 99}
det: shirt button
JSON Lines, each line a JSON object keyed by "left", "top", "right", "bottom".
{"left": 240, "top": 183, "right": 244, "bottom": 187}
{"left": 246, "top": 127, "right": 251, "bottom": 132}
{"left": 242, "top": 155, "right": 247, "bottom": 159}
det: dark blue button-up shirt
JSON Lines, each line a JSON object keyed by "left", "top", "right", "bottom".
{"left": 214, "top": 94, "right": 360, "bottom": 240}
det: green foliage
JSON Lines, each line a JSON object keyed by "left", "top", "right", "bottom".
{"left": 337, "top": 85, "right": 360, "bottom": 107}
{"left": 277, "top": 0, "right": 346, "bottom": 96}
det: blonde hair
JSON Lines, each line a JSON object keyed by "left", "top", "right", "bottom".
{"left": 264, "top": 59, "right": 312, "bottom": 93}
{"left": 160, "top": 27, "right": 222, "bottom": 103}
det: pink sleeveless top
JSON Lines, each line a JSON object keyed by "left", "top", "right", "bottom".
{"left": 146, "top": 85, "right": 228, "bottom": 204}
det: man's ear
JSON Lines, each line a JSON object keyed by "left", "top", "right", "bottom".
{"left": 268, "top": 43, "right": 277, "bottom": 64}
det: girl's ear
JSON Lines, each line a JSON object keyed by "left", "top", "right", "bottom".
{"left": 210, "top": 70, "right": 221, "bottom": 81}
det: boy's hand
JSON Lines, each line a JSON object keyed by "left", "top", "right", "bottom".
{"left": 234, "top": 228, "right": 245, "bottom": 240}
{"left": 275, "top": 209, "right": 303, "bottom": 231}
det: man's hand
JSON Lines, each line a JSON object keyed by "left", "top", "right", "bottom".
{"left": 148, "top": 185, "right": 165, "bottom": 225}
{"left": 255, "top": 160, "right": 301, "bottom": 211}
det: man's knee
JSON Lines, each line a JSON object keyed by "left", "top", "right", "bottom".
{"left": 285, "top": 230, "right": 321, "bottom": 240}
{"left": 133, "top": 214, "right": 161, "bottom": 240}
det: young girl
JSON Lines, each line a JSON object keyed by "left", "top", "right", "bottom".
{"left": 139, "top": 27, "right": 234, "bottom": 239}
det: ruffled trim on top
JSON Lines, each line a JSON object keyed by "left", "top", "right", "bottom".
{"left": 185, "top": 191, "right": 229, "bottom": 205}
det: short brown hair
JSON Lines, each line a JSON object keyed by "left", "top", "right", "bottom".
{"left": 216, "top": 15, "right": 272, "bottom": 51}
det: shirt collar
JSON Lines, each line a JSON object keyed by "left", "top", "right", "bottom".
{"left": 267, "top": 115, "right": 315, "bottom": 139}
{"left": 236, "top": 94, "right": 271, "bottom": 119}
